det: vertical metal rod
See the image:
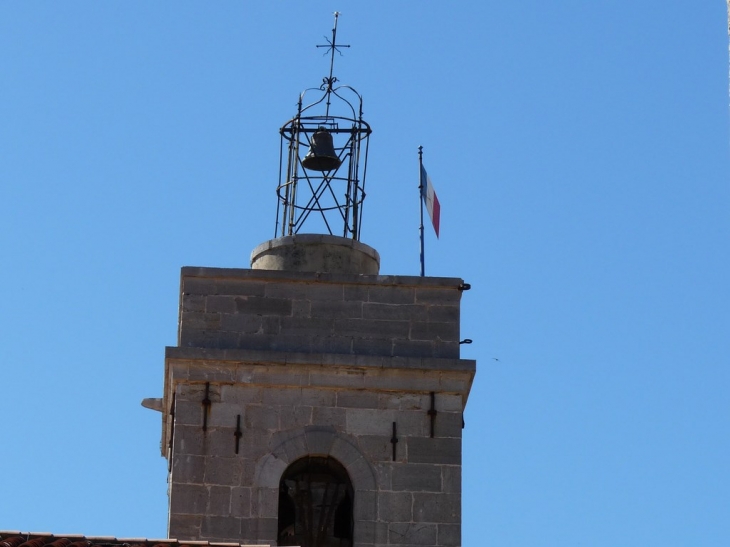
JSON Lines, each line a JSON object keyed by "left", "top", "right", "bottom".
{"left": 349, "top": 127, "right": 358, "bottom": 239}
{"left": 358, "top": 124, "right": 369, "bottom": 239}
{"left": 418, "top": 146, "right": 425, "bottom": 277}
{"left": 390, "top": 421, "right": 398, "bottom": 461}
{"left": 288, "top": 131, "right": 299, "bottom": 235}
{"left": 202, "top": 382, "right": 211, "bottom": 432}
{"left": 428, "top": 391, "right": 438, "bottom": 438}
{"left": 234, "top": 414, "right": 242, "bottom": 455}
{"left": 275, "top": 130, "right": 284, "bottom": 237}
{"left": 324, "top": 12, "right": 339, "bottom": 117}
{"left": 168, "top": 393, "right": 176, "bottom": 473}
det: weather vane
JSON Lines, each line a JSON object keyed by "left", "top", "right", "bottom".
{"left": 275, "top": 13, "right": 372, "bottom": 240}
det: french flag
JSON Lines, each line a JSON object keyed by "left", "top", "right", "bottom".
{"left": 420, "top": 164, "right": 440, "bottom": 238}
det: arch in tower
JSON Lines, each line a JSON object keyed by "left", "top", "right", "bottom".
{"left": 277, "top": 456, "right": 354, "bottom": 547}
{"left": 252, "top": 426, "right": 377, "bottom": 545}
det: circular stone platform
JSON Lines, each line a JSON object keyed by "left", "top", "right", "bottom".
{"left": 250, "top": 234, "right": 380, "bottom": 275}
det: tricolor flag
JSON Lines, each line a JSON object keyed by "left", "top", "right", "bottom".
{"left": 420, "top": 164, "right": 441, "bottom": 238}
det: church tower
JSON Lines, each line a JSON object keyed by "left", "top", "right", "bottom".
{"left": 158, "top": 15, "right": 475, "bottom": 547}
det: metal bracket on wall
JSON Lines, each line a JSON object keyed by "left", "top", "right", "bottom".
{"left": 201, "top": 382, "right": 211, "bottom": 432}
{"left": 234, "top": 414, "right": 243, "bottom": 454}
{"left": 428, "top": 391, "right": 438, "bottom": 438}
{"left": 390, "top": 422, "right": 398, "bottom": 461}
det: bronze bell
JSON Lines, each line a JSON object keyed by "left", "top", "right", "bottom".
{"left": 302, "top": 128, "right": 341, "bottom": 171}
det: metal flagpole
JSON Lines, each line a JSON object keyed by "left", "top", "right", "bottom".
{"left": 418, "top": 146, "right": 425, "bottom": 277}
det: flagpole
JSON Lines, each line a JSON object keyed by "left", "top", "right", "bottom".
{"left": 418, "top": 146, "right": 425, "bottom": 277}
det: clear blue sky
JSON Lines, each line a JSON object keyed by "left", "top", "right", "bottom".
{"left": 1, "top": 3, "right": 728, "bottom": 546}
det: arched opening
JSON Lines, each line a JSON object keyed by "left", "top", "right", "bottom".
{"left": 278, "top": 455, "right": 354, "bottom": 547}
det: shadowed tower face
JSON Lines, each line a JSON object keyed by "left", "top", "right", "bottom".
{"left": 161, "top": 263, "right": 474, "bottom": 546}
{"left": 157, "top": 15, "right": 475, "bottom": 547}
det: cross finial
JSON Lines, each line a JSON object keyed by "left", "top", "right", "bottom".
{"left": 316, "top": 12, "right": 350, "bottom": 90}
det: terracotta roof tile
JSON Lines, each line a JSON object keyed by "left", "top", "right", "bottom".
{"left": 0, "top": 534, "right": 269, "bottom": 547}
{"left": 19, "top": 538, "right": 49, "bottom": 547}
{"left": 1, "top": 537, "right": 26, "bottom": 547}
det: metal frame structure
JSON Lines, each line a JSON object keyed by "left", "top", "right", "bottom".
{"left": 275, "top": 13, "right": 371, "bottom": 240}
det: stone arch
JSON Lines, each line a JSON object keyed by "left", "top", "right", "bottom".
{"left": 253, "top": 425, "right": 378, "bottom": 545}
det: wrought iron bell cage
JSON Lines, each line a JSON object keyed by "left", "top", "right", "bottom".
{"left": 275, "top": 14, "right": 371, "bottom": 241}
{"left": 276, "top": 85, "right": 371, "bottom": 240}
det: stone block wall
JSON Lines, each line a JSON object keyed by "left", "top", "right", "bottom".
{"left": 164, "top": 267, "right": 475, "bottom": 547}
{"left": 177, "top": 267, "right": 465, "bottom": 359}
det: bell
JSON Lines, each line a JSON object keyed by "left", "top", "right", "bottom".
{"left": 302, "top": 129, "right": 341, "bottom": 171}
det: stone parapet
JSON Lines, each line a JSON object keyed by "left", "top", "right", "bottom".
{"left": 177, "top": 267, "right": 467, "bottom": 360}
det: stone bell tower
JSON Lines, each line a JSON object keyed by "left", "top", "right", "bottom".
{"left": 158, "top": 14, "right": 475, "bottom": 547}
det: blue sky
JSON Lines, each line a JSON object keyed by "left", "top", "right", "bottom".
{"left": 1, "top": 3, "right": 728, "bottom": 546}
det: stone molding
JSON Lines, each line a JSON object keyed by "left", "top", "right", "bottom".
{"left": 162, "top": 351, "right": 475, "bottom": 457}
{"left": 179, "top": 266, "right": 464, "bottom": 289}
{"left": 255, "top": 425, "right": 376, "bottom": 491}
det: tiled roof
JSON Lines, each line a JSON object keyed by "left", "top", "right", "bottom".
{"left": 0, "top": 533, "right": 267, "bottom": 547}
